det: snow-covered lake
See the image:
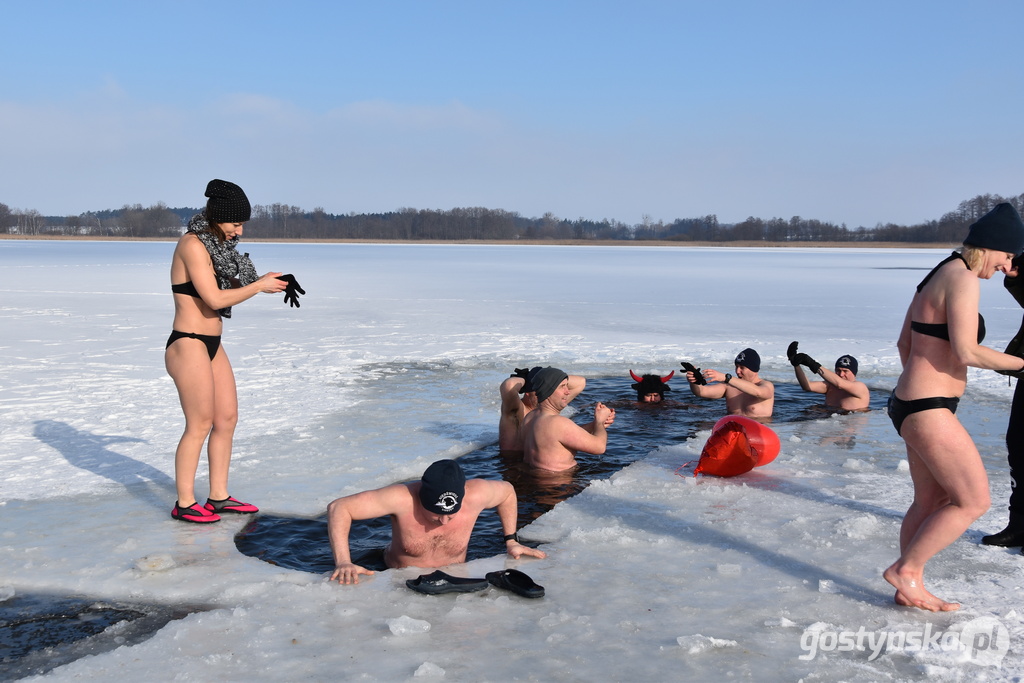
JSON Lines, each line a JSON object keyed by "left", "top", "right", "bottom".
{"left": 2, "top": 240, "right": 1023, "bottom": 681}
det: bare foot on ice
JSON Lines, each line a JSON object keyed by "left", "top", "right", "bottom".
{"left": 884, "top": 566, "right": 959, "bottom": 612}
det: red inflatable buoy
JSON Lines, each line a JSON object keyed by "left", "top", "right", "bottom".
{"left": 712, "top": 415, "right": 781, "bottom": 467}
{"left": 694, "top": 420, "right": 758, "bottom": 477}
{"left": 693, "top": 415, "right": 781, "bottom": 477}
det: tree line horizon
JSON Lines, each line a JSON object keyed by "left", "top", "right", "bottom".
{"left": 2, "top": 191, "right": 1022, "bottom": 243}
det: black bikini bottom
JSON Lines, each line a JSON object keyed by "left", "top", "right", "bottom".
{"left": 886, "top": 390, "right": 959, "bottom": 437}
{"left": 166, "top": 330, "right": 221, "bottom": 361}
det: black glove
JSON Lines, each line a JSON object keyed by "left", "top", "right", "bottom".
{"left": 512, "top": 366, "right": 542, "bottom": 393}
{"left": 511, "top": 367, "right": 530, "bottom": 393}
{"left": 277, "top": 274, "right": 305, "bottom": 308}
{"left": 793, "top": 353, "right": 822, "bottom": 374}
{"left": 787, "top": 341, "right": 800, "bottom": 366}
{"left": 998, "top": 323, "right": 1024, "bottom": 379}
{"left": 998, "top": 359, "right": 1024, "bottom": 381}
{"left": 680, "top": 361, "right": 707, "bottom": 386}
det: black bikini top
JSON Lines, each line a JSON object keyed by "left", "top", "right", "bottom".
{"left": 171, "top": 281, "right": 201, "bottom": 298}
{"left": 910, "top": 251, "right": 986, "bottom": 344}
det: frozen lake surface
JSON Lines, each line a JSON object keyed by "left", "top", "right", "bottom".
{"left": 2, "top": 241, "right": 1024, "bottom": 681}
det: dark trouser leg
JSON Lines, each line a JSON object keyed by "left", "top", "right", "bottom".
{"left": 982, "top": 379, "right": 1024, "bottom": 546}
{"left": 1008, "top": 379, "right": 1024, "bottom": 514}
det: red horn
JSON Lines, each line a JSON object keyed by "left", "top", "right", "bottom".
{"left": 660, "top": 370, "right": 675, "bottom": 383}
{"left": 629, "top": 370, "right": 644, "bottom": 383}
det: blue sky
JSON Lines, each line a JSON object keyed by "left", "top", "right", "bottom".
{"left": 3, "top": 1, "right": 1022, "bottom": 228}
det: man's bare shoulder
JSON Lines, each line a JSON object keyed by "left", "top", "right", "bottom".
{"left": 364, "top": 482, "right": 416, "bottom": 508}
{"left": 525, "top": 409, "right": 562, "bottom": 426}
{"left": 534, "top": 412, "right": 580, "bottom": 432}
{"left": 331, "top": 481, "right": 415, "bottom": 521}
{"left": 464, "top": 478, "right": 507, "bottom": 499}
{"left": 465, "top": 477, "right": 499, "bottom": 489}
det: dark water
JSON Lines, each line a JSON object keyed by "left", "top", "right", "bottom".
{"left": 234, "top": 377, "right": 888, "bottom": 574}
{"left": 0, "top": 594, "right": 201, "bottom": 679}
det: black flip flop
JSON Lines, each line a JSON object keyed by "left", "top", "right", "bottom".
{"left": 485, "top": 569, "right": 545, "bottom": 598}
{"left": 406, "top": 570, "right": 489, "bottom": 595}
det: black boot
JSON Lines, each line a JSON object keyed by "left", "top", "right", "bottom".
{"left": 982, "top": 512, "right": 1024, "bottom": 547}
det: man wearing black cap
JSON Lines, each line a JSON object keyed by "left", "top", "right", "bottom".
{"left": 788, "top": 342, "right": 870, "bottom": 412}
{"left": 327, "top": 459, "right": 546, "bottom": 584}
{"left": 521, "top": 367, "right": 615, "bottom": 471}
{"left": 498, "top": 367, "right": 586, "bottom": 452}
{"left": 682, "top": 347, "right": 774, "bottom": 418}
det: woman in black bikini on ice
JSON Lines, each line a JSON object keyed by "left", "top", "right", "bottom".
{"left": 885, "top": 203, "right": 1024, "bottom": 611}
{"left": 165, "top": 179, "right": 289, "bottom": 523}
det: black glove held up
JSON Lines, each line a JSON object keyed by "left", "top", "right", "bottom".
{"left": 680, "top": 361, "right": 707, "bottom": 386}
{"left": 793, "top": 353, "right": 822, "bottom": 374}
{"left": 277, "top": 274, "right": 305, "bottom": 308}
{"left": 512, "top": 366, "right": 542, "bottom": 393}
{"left": 787, "top": 341, "right": 800, "bottom": 366}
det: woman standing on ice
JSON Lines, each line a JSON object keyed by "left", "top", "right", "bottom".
{"left": 165, "top": 179, "right": 297, "bottom": 523}
{"left": 885, "top": 203, "right": 1024, "bottom": 611}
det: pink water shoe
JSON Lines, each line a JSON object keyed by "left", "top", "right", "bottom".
{"left": 172, "top": 501, "right": 221, "bottom": 523}
{"left": 204, "top": 496, "right": 259, "bottom": 514}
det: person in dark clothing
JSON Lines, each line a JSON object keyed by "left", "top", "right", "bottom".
{"left": 982, "top": 252, "right": 1024, "bottom": 548}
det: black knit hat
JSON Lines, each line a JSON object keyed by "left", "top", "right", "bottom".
{"left": 418, "top": 460, "right": 465, "bottom": 515}
{"left": 205, "top": 179, "right": 251, "bottom": 223}
{"left": 835, "top": 354, "right": 858, "bottom": 376}
{"left": 532, "top": 367, "right": 569, "bottom": 403}
{"left": 964, "top": 203, "right": 1024, "bottom": 255}
{"left": 735, "top": 348, "right": 760, "bottom": 372}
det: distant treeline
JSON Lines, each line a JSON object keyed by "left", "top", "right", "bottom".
{"left": 2, "top": 192, "right": 1022, "bottom": 243}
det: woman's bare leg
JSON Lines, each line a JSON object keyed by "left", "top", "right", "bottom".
{"left": 206, "top": 346, "right": 238, "bottom": 502}
{"left": 885, "top": 409, "right": 990, "bottom": 611}
{"left": 166, "top": 339, "right": 216, "bottom": 507}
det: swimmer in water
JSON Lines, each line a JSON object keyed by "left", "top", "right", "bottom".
{"left": 499, "top": 367, "right": 586, "bottom": 453}
{"left": 327, "top": 459, "right": 546, "bottom": 584}
{"left": 629, "top": 370, "right": 674, "bottom": 404}
{"left": 682, "top": 348, "right": 774, "bottom": 419}
{"left": 521, "top": 367, "right": 615, "bottom": 472}
{"left": 787, "top": 343, "right": 870, "bottom": 412}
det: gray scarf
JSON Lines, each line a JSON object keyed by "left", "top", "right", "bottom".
{"left": 186, "top": 213, "right": 258, "bottom": 318}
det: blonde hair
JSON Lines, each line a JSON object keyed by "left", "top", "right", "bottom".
{"left": 959, "top": 244, "right": 986, "bottom": 271}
